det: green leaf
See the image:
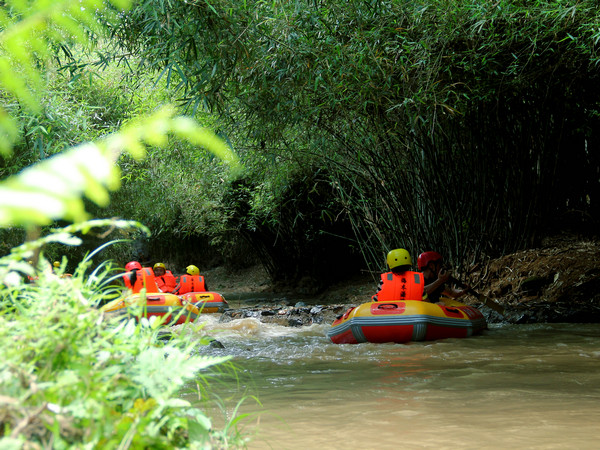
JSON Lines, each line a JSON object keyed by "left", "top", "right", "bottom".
{"left": 188, "top": 416, "right": 212, "bottom": 443}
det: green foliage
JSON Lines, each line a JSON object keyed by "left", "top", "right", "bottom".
{"left": 0, "top": 0, "right": 132, "bottom": 155}
{"left": 0, "top": 223, "right": 242, "bottom": 448}
{"left": 0, "top": 105, "right": 241, "bottom": 228}
{"left": 2, "top": 68, "right": 112, "bottom": 178}
{"left": 1, "top": 0, "right": 241, "bottom": 230}
{"left": 0, "top": 0, "right": 249, "bottom": 446}
{"left": 0, "top": 219, "right": 149, "bottom": 280}
{"left": 106, "top": 0, "right": 600, "bottom": 274}
{"left": 108, "top": 130, "right": 237, "bottom": 238}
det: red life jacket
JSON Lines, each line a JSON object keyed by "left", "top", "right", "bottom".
{"left": 155, "top": 270, "right": 177, "bottom": 293}
{"left": 373, "top": 271, "right": 426, "bottom": 302}
{"left": 123, "top": 267, "right": 160, "bottom": 294}
{"left": 177, "top": 275, "right": 207, "bottom": 295}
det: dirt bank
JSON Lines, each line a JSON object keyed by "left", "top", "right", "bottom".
{"left": 473, "top": 236, "right": 600, "bottom": 323}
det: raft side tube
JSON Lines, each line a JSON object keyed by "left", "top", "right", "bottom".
{"left": 328, "top": 300, "right": 486, "bottom": 344}
{"left": 180, "top": 291, "right": 229, "bottom": 313}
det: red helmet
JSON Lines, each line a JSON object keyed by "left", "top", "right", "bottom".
{"left": 125, "top": 261, "right": 142, "bottom": 271}
{"left": 417, "top": 251, "right": 443, "bottom": 271}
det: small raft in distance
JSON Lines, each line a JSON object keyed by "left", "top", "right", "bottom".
{"left": 101, "top": 292, "right": 201, "bottom": 326}
{"left": 328, "top": 298, "right": 487, "bottom": 344}
{"left": 179, "top": 291, "right": 229, "bottom": 313}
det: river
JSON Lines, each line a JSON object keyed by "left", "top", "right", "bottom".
{"left": 186, "top": 313, "right": 600, "bottom": 449}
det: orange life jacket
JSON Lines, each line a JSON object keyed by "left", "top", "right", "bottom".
{"left": 123, "top": 267, "right": 160, "bottom": 294}
{"left": 372, "top": 271, "right": 426, "bottom": 302}
{"left": 177, "top": 275, "right": 207, "bottom": 295}
{"left": 155, "top": 270, "right": 177, "bottom": 293}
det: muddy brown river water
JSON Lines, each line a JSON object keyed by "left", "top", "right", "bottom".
{"left": 184, "top": 313, "right": 600, "bottom": 449}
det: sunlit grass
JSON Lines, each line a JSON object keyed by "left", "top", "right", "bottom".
{"left": 0, "top": 224, "right": 250, "bottom": 448}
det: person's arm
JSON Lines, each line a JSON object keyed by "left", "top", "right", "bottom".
{"left": 424, "top": 268, "right": 450, "bottom": 294}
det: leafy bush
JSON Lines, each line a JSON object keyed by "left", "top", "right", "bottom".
{"left": 1, "top": 0, "right": 247, "bottom": 447}
{"left": 0, "top": 223, "right": 246, "bottom": 448}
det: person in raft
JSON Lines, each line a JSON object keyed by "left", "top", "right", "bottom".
{"left": 417, "top": 251, "right": 467, "bottom": 303}
{"left": 153, "top": 262, "right": 177, "bottom": 293}
{"left": 123, "top": 260, "right": 160, "bottom": 294}
{"left": 25, "top": 260, "right": 38, "bottom": 284}
{"left": 53, "top": 260, "right": 72, "bottom": 278}
{"left": 371, "top": 248, "right": 428, "bottom": 302}
{"left": 175, "top": 264, "right": 208, "bottom": 295}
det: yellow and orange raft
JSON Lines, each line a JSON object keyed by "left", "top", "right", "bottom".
{"left": 179, "top": 291, "right": 228, "bottom": 314}
{"left": 100, "top": 291, "right": 228, "bottom": 326}
{"left": 328, "top": 298, "right": 486, "bottom": 344}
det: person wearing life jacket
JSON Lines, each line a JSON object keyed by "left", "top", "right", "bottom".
{"left": 417, "top": 251, "right": 467, "bottom": 303}
{"left": 153, "top": 262, "right": 177, "bottom": 293}
{"left": 123, "top": 261, "right": 141, "bottom": 286}
{"left": 123, "top": 260, "right": 160, "bottom": 294}
{"left": 53, "top": 260, "right": 72, "bottom": 278}
{"left": 175, "top": 265, "right": 208, "bottom": 295}
{"left": 372, "top": 248, "right": 427, "bottom": 302}
{"left": 25, "top": 260, "right": 39, "bottom": 284}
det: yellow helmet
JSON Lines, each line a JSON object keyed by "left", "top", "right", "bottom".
{"left": 186, "top": 265, "right": 200, "bottom": 276}
{"left": 153, "top": 262, "right": 166, "bottom": 270}
{"left": 386, "top": 248, "right": 412, "bottom": 270}
{"left": 53, "top": 261, "right": 60, "bottom": 268}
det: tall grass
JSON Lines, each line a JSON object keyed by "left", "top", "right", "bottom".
{"left": 0, "top": 225, "right": 248, "bottom": 448}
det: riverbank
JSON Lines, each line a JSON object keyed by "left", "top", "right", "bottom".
{"left": 203, "top": 234, "right": 600, "bottom": 324}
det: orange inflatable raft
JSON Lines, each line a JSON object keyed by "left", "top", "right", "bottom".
{"left": 179, "top": 291, "right": 229, "bottom": 313}
{"left": 328, "top": 298, "right": 486, "bottom": 344}
{"left": 100, "top": 292, "right": 201, "bottom": 326}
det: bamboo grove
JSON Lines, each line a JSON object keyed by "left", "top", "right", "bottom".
{"left": 4, "top": 1, "right": 600, "bottom": 284}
